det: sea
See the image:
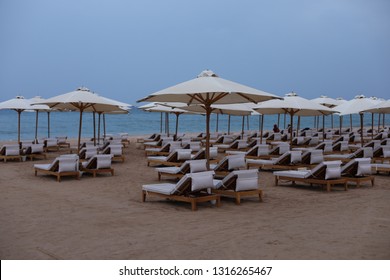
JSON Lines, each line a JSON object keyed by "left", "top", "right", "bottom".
{"left": 0, "top": 108, "right": 388, "bottom": 141}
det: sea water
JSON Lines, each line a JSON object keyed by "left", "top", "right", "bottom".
{"left": 0, "top": 108, "right": 388, "bottom": 141}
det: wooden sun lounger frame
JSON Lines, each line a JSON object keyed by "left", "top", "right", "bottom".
{"left": 142, "top": 178, "right": 221, "bottom": 211}
{"left": 80, "top": 158, "right": 114, "bottom": 178}
{"left": 212, "top": 174, "right": 263, "bottom": 205}
{"left": 34, "top": 161, "right": 80, "bottom": 182}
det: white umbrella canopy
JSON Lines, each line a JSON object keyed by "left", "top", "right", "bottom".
{"left": 0, "top": 96, "right": 32, "bottom": 142}
{"left": 332, "top": 95, "right": 380, "bottom": 116}
{"left": 362, "top": 99, "right": 390, "bottom": 114}
{"left": 253, "top": 92, "right": 337, "bottom": 142}
{"left": 34, "top": 87, "right": 125, "bottom": 152}
{"left": 138, "top": 70, "right": 281, "bottom": 168}
{"left": 311, "top": 95, "right": 343, "bottom": 108}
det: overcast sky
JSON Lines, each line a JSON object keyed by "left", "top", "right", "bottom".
{"left": 0, "top": 0, "right": 389, "bottom": 105}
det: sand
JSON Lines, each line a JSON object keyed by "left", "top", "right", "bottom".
{"left": 0, "top": 137, "right": 390, "bottom": 260}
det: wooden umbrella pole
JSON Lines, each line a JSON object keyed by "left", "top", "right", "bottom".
{"left": 98, "top": 112, "right": 101, "bottom": 145}
{"left": 205, "top": 104, "right": 212, "bottom": 170}
{"left": 175, "top": 112, "right": 179, "bottom": 138}
{"left": 241, "top": 115, "right": 245, "bottom": 137}
{"left": 322, "top": 114, "right": 325, "bottom": 140}
{"left": 289, "top": 113, "right": 293, "bottom": 145}
{"left": 78, "top": 109, "right": 83, "bottom": 154}
{"left": 47, "top": 112, "right": 50, "bottom": 138}
{"left": 360, "top": 113, "right": 364, "bottom": 147}
{"left": 160, "top": 112, "right": 163, "bottom": 133}
{"left": 216, "top": 113, "right": 219, "bottom": 132}
{"left": 371, "top": 113, "right": 374, "bottom": 139}
{"left": 247, "top": 115, "right": 250, "bottom": 130}
{"left": 93, "top": 112, "right": 96, "bottom": 146}
{"left": 260, "top": 114, "right": 264, "bottom": 144}
{"left": 103, "top": 113, "right": 106, "bottom": 137}
{"left": 228, "top": 115, "right": 231, "bottom": 134}
{"left": 35, "top": 110, "right": 39, "bottom": 143}
{"left": 17, "top": 110, "right": 21, "bottom": 144}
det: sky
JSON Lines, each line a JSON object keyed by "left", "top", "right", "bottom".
{"left": 0, "top": 0, "right": 389, "bottom": 105}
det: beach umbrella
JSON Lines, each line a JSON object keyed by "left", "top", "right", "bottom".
{"left": 332, "top": 95, "right": 380, "bottom": 145}
{"left": 311, "top": 95, "right": 343, "bottom": 129}
{"left": 138, "top": 70, "right": 280, "bottom": 168}
{"left": 253, "top": 92, "right": 337, "bottom": 143}
{"left": 361, "top": 99, "right": 390, "bottom": 134}
{"left": 33, "top": 87, "right": 125, "bottom": 152}
{"left": 28, "top": 96, "right": 51, "bottom": 142}
{"left": 0, "top": 96, "right": 32, "bottom": 143}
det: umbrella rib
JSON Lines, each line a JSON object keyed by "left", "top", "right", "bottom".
{"left": 211, "top": 92, "right": 229, "bottom": 103}
{"left": 236, "top": 92, "right": 257, "bottom": 103}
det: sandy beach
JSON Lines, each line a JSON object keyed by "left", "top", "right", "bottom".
{"left": 1, "top": 137, "right": 390, "bottom": 260}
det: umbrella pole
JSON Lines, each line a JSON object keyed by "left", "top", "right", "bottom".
{"left": 297, "top": 116, "right": 301, "bottom": 134}
{"left": 78, "top": 109, "right": 83, "bottom": 154}
{"left": 258, "top": 115, "right": 261, "bottom": 131}
{"left": 103, "top": 114, "right": 106, "bottom": 138}
{"left": 98, "top": 113, "right": 101, "bottom": 145}
{"left": 216, "top": 113, "right": 219, "bottom": 132}
{"left": 205, "top": 104, "right": 212, "bottom": 170}
{"left": 166, "top": 112, "right": 169, "bottom": 137}
{"left": 277, "top": 114, "right": 280, "bottom": 128}
{"left": 17, "top": 110, "right": 21, "bottom": 144}
{"left": 283, "top": 113, "right": 286, "bottom": 129}
{"left": 371, "top": 113, "right": 374, "bottom": 139}
{"left": 289, "top": 113, "right": 293, "bottom": 145}
{"left": 350, "top": 114, "right": 353, "bottom": 130}
{"left": 383, "top": 113, "right": 386, "bottom": 129}
{"left": 378, "top": 113, "right": 381, "bottom": 132}
{"left": 35, "top": 111, "right": 39, "bottom": 144}
{"left": 340, "top": 115, "right": 342, "bottom": 136}
{"left": 331, "top": 114, "right": 334, "bottom": 129}
{"left": 260, "top": 115, "right": 264, "bottom": 144}
{"left": 47, "top": 112, "right": 50, "bottom": 138}
{"left": 160, "top": 112, "right": 163, "bottom": 133}
{"left": 247, "top": 115, "right": 250, "bottom": 130}
{"left": 359, "top": 113, "right": 364, "bottom": 147}
{"left": 175, "top": 112, "right": 179, "bottom": 138}
{"left": 322, "top": 115, "right": 325, "bottom": 140}
{"left": 93, "top": 112, "right": 96, "bottom": 146}
{"left": 241, "top": 116, "right": 245, "bottom": 138}
{"left": 313, "top": 116, "right": 316, "bottom": 129}
{"left": 228, "top": 115, "right": 231, "bottom": 134}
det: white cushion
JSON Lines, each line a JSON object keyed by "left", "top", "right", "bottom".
{"left": 177, "top": 149, "right": 192, "bottom": 160}
{"left": 96, "top": 155, "right": 112, "bottom": 169}
{"left": 31, "top": 144, "right": 44, "bottom": 153}
{"left": 324, "top": 161, "right": 342, "bottom": 179}
{"left": 5, "top": 146, "right": 20, "bottom": 156}
{"left": 228, "top": 155, "right": 246, "bottom": 170}
{"left": 142, "top": 183, "right": 177, "bottom": 195}
{"left": 191, "top": 171, "right": 215, "bottom": 192}
{"left": 223, "top": 136, "right": 233, "bottom": 144}
{"left": 355, "top": 158, "right": 372, "bottom": 176}
{"left": 155, "top": 166, "right": 181, "bottom": 174}
{"left": 310, "top": 150, "right": 324, "bottom": 164}
{"left": 58, "top": 157, "right": 79, "bottom": 172}
{"left": 363, "top": 147, "right": 373, "bottom": 158}
{"left": 257, "top": 145, "right": 269, "bottom": 156}
{"left": 189, "top": 159, "right": 207, "bottom": 173}
{"left": 233, "top": 170, "right": 258, "bottom": 191}
{"left": 209, "top": 147, "right": 218, "bottom": 159}
{"left": 290, "top": 151, "right": 302, "bottom": 164}
{"left": 382, "top": 146, "right": 390, "bottom": 158}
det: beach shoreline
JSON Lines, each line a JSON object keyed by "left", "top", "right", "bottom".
{"left": 0, "top": 135, "right": 390, "bottom": 260}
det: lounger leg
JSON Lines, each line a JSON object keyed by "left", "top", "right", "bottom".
{"left": 371, "top": 177, "right": 375, "bottom": 187}
{"left": 111, "top": 170, "right": 114, "bottom": 176}
{"left": 191, "top": 201, "right": 197, "bottom": 211}
{"left": 34, "top": 170, "right": 37, "bottom": 176}
{"left": 141, "top": 191, "right": 146, "bottom": 202}
{"left": 326, "top": 182, "right": 330, "bottom": 192}
{"left": 235, "top": 194, "right": 241, "bottom": 205}
{"left": 216, "top": 197, "right": 221, "bottom": 208}
{"left": 158, "top": 172, "right": 161, "bottom": 181}
{"left": 259, "top": 190, "right": 263, "bottom": 202}
{"left": 274, "top": 177, "right": 278, "bottom": 186}
{"left": 57, "top": 175, "right": 61, "bottom": 182}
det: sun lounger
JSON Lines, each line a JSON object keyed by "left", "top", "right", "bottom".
{"left": 273, "top": 161, "right": 347, "bottom": 192}
{"left": 341, "top": 158, "right": 374, "bottom": 188}
{"left": 301, "top": 149, "right": 324, "bottom": 166}
{"left": 43, "top": 138, "right": 59, "bottom": 152}
{"left": 371, "top": 163, "right": 390, "bottom": 175}
{"left": 214, "top": 139, "right": 249, "bottom": 153}
{"left": 78, "top": 146, "right": 99, "bottom": 161}
{"left": 212, "top": 169, "right": 263, "bottom": 204}
{"left": 246, "top": 151, "right": 302, "bottom": 170}
{"left": 0, "top": 144, "right": 22, "bottom": 162}
{"left": 324, "top": 147, "right": 373, "bottom": 162}
{"left": 144, "top": 141, "right": 182, "bottom": 156}
{"left": 142, "top": 171, "right": 221, "bottom": 211}
{"left": 147, "top": 149, "right": 192, "bottom": 167}
{"left": 101, "top": 144, "right": 125, "bottom": 162}
{"left": 34, "top": 155, "right": 80, "bottom": 182}
{"left": 210, "top": 154, "right": 246, "bottom": 177}
{"left": 155, "top": 159, "right": 208, "bottom": 181}
{"left": 56, "top": 136, "right": 70, "bottom": 148}
{"left": 80, "top": 154, "right": 114, "bottom": 177}
{"left": 24, "top": 144, "right": 47, "bottom": 160}
{"left": 372, "top": 146, "right": 390, "bottom": 163}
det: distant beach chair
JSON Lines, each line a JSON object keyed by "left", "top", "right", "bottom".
{"left": 211, "top": 154, "right": 246, "bottom": 177}
{"left": 273, "top": 160, "right": 347, "bottom": 192}
{"left": 341, "top": 158, "right": 374, "bottom": 188}
{"left": 56, "top": 136, "right": 70, "bottom": 148}
{"left": 147, "top": 149, "right": 192, "bottom": 167}
{"left": 24, "top": 144, "right": 47, "bottom": 160}
{"left": 78, "top": 146, "right": 99, "bottom": 161}
{"left": 324, "top": 147, "right": 373, "bottom": 162}
{"left": 34, "top": 155, "right": 80, "bottom": 182}
{"left": 80, "top": 154, "right": 114, "bottom": 177}
{"left": 101, "top": 144, "right": 125, "bottom": 162}
{"left": 212, "top": 169, "right": 263, "bottom": 205}
{"left": 246, "top": 151, "right": 302, "bottom": 171}
{"left": 155, "top": 159, "right": 208, "bottom": 181}
{"left": 0, "top": 144, "right": 22, "bottom": 162}
{"left": 142, "top": 171, "right": 221, "bottom": 211}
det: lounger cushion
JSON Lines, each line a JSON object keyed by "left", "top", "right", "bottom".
{"left": 210, "top": 147, "right": 218, "bottom": 159}
{"left": 363, "top": 147, "right": 373, "bottom": 158}
{"left": 189, "top": 160, "right": 207, "bottom": 173}
{"left": 5, "top": 145, "right": 20, "bottom": 156}
{"left": 34, "top": 163, "right": 53, "bottom": 171}
{"left": 177, "top": 149, "right": 192, "bottom": 160}
{"left": 96, "top": 155, "right": 112, "bottom": 169}
{"left": 310, "top": 150, "right": 324, "bottom": 164}
{"left": 356, "top": 158, "right": 371, "bottom": 176}
{"left": 382, "top": 147, "right": 390, "bottom": 158}
{"left": 274, "top": 170, "right": 309, "bottom": 179}
{"left": 191, "top": 171, "right": 215, "bottom": 192}
{"left": 142, "top": 183, "right": 177, "bottom": 195}
{"left": 234, "top": 170, "right": 258, "bottom": 191}
{"left": 58, "top": 157, "right": 79, "bottom": 172}
{"left": 257, "top": 145, "right": 269, "bottom": 156}
{"left": 290, "top": 151, "right": 302, "bottom": 164}
{"left": 324, "top": 161, "right": 342, "bottom": 179}
{"left": 228, "top": 155, "right": 246, "bottom": 170}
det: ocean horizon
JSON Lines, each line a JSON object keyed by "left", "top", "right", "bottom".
{"left": 0, "top": 108, "right": 388, "bottom": 141}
